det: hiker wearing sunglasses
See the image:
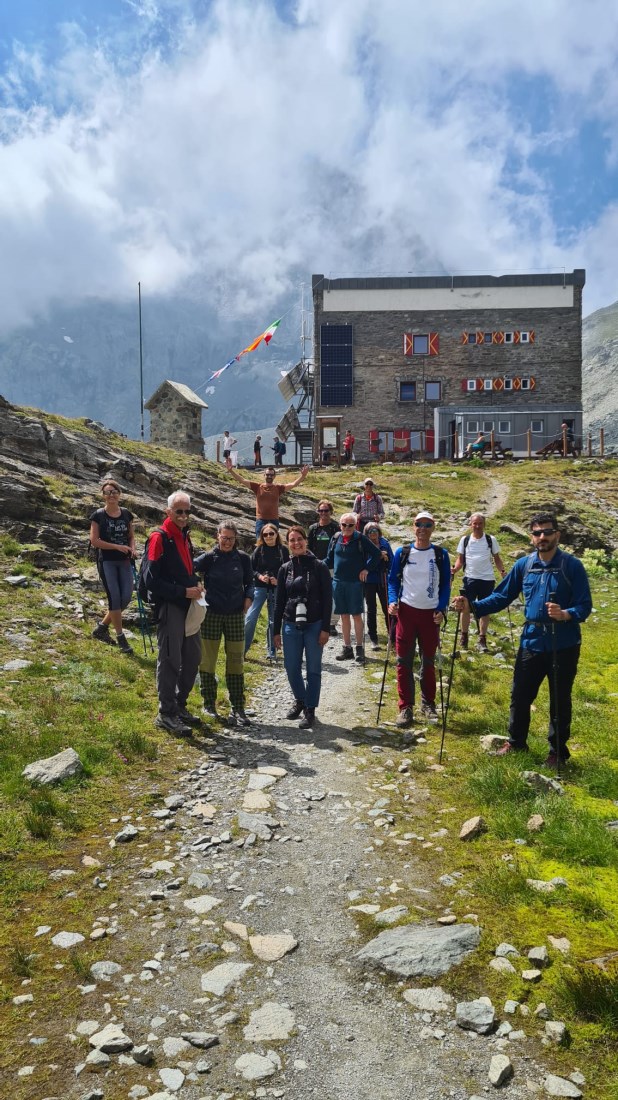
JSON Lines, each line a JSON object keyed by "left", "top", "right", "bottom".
{"left": 387, "top": 511, "right": 451, "bottom": 728}
{"left": 452, "top": 512, "right": 592, "bottom": 768}
{"left": 325, "top": 513, "right": 381, "bottom": 664}
{"left": 141, "top": 491, "right": 204, "bottom": 735}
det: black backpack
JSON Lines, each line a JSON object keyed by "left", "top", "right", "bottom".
{"left": 136, "top": 528, "right": 175, "bottom": 609}
{"left": 462, "top": 532, "right": 494, "bottom": 570}
{"left": 280, "top": 442, "right": 287, "bottom": 455}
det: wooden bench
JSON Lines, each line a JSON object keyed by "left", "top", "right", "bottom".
{"left": 536, "top": 438, "right": 580, "bottom": 458}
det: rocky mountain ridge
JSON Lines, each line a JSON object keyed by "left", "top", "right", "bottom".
{"left": 0, "top": 396, "right": 313, "bottom": 562}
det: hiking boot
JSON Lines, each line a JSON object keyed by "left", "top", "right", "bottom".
{"left": 177, "top": 706, "right": 201, "bottom": 727}
{"left": 355, "top": 645, "right": 365, "bottom": 665}
{"left": 286, "top": 699, "right": 305, "bottom": 720}
{"left": 231, "top": 708, "right": 252, "bottom": 727}
{"left": 478, "top": 634, "right": 488, "bottom": 651}
{"left": 496, "top": 741, "right": 527, "bottom": 756}
{"left": 421, "top": 700, "right": 438, "bottom": 719}
{"left": 155, "top": 712, "right": 191, "bottom": 735}
{"left": 460, "top": 631, "right": 468, "bottom": 650}
{"left": 395, "top": 706, "right": 414, "bottom": 728}
{"left": 335, "top": 645, "right": 354, "bottom": 661}
{"left": 201, "top": 704, "right": 220, "bottom": 720}
{"left": 544, "top": 752, "right": 568, "bottom": 769}
{"left": 92, "top": 622, "right": 115, "bottom": 645}
{"left": 116, "top": 633, "right": 133, "bottom": 655}
{"left": 369, "top": 636, "right": 380, "bottom": 650}
{"left": 329, "top": 625, "right": 338, "bottom": 637}
{"left": 299, "top": 707, "right": 315, "bottom": 729}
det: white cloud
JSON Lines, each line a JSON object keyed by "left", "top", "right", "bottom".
{"left": 1, "top": 0, "right": 618, "bottom": 333}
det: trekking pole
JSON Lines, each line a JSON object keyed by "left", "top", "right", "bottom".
{"left": 549, "top": 590, "right": 562, "bottom": 780}
{"left": 437, "top": 621, "right": 445, "bottom": 731}
{"left": 376, "top": 617, "right": 396, "bottom": 724}
{"left": 439, "top": 608, "right": 461, "bottom": 764}
{"left": 505, "top": 602, "right": 514, "bottom": 651}
{"left": 131, "top": 563, "right": 154, "bottom": 656}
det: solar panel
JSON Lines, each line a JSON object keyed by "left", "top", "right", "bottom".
{"left": 320, "top": 324, "right": 353, "bottom": 407}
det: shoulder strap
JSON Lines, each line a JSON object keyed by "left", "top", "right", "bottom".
{"left": 523, "top": 552, "right": 573, "bottom": 592}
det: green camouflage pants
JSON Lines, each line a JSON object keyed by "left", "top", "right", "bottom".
{"left": 199, "top": 610, "right": 245, "bottom": 709}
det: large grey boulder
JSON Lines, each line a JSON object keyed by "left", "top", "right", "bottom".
{"left": 355, "top": 921, "right": 481, "bottom": 978}
{"left": 22, "top": 747, "right": 83, "bottom": 786}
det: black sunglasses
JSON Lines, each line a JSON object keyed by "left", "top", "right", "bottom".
{"left": 317, "top": 508, "right": 331, "bottom": 513}
{"left": 415, "top": 521, "right": 434, "bottom": 529}
{"left": 174, "top": 508, "right": 191, "bottom": 515}
{"left": 341, "top": 522, "right": 356, "bottom": 528}
{"left": 531, "top": 528, "right": 557, "bottom": 537}
{"left": 262, "top": 531, "right": 277, "bottom": 537}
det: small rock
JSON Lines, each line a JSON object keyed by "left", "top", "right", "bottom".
{"left": 200, "top": 961, "right": 253, "bottom": 996}
{"left": 504, "top": 999, "right": 519, "bottom": 1014}
{"left": 13, "top": 993, "right": 34, "bottom": 1005}
{"left": 243, "top": 790, "right": 272, "bottom": 811}
{"left": 535, "top": 1002, "right": 551, "bottom": 1019}
{"left": 402, "top": 986, "right": 454, "bottom": 1012}
{"left": 22, "top": 747, "right": 84, "bottom": 785}
{"left": 455, "top": 997, "right": 496, "bottom": 1034}
{"left": 547, "top": 935, "right": 571, "bottom": 954}
{"left": 90, "top": 961, "right": 121, "bottom": 982}
{"left": 243, "top": 1001, "right": 296, "bottom": 1041}
{"left": 235, "top": 1052, "right": 279, "bottom": 1081}
{"left": 495, "top": 942, "right": 520, "bottom": 957}
{"left": 85, "top": 1048, "right": 111, "bottom": 1070}
{"left": 159, "top": 1067, "right": 185, "bottom": 1092}
{"left": 51, "top": 931, "right": 85, "bottom": 949}
{"left": 114, "top": 824, "right": 139, "bottom": 843}
{"left": 544, "top": 1021, "right": 568, "bottom": 1045}
{"left": 184, "top": 895, "right": 222, "bottom": 915}
{"left": 373, "top": 905, "right": 408, "bottom": 926}
{"left": 89, "top": 1023, "right": 133, "bottom": 1053}
{"left": 459, "top": 815, "right": 487, "bottom": 841}
{"left": 488, "top": 1054, "right": 514, "bottom": 1087}
{"left": 527, "top": 813, "right": 545, "bottom": 831}
{"left": 543, "top": 1073, "right": 583, "bottom": 1098}
{"left": 528, "top": 946, "right": 550, "bottom": 967}
{"left": 248, "top": 773, "right": 277, "bottom": 790}
{"left": 257, "top": 766, "right": 287, "bottom": 777}
{"left": 180, "top": 1031, "right": 220, "bottom": 1049}
{"left": 489, "top": 956, "right": 516, "bottom": 974}
{"left": 249, "top": 934, "right": 298, "bottom": 962}
{"left": 522, "top": 968, "right": 542, "bottom": 982}
{"left": 523, "top": 770, "right": 565, "bottom": 796}
{"left": 437, "top": 914, "right": 457, "bottom": 925}
{"left": 223, "top": 920, "right": 248, "bottom": 940}
{"left": 132, "top": 1044, "right": 154, "bottom": 1065}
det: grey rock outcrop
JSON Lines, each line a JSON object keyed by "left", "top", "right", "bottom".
{"left": 355, "top": 921, "right": 480, "bottom": 978}
{"left": 22, "top": 747, "right": 83, "bottom": 786}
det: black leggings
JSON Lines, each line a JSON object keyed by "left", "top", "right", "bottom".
{"left": 364, "top": 580, "right": 389, "bottom": 640}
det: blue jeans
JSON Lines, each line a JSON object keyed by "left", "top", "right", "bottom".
{"left": 256, "top": 518, "right": 280, "bottom": 538}
{"left": 282, "top": 620, "right": 323, "bottom": 710}
{"left": 244, "top": 587, "right": 276, "bottom": 656}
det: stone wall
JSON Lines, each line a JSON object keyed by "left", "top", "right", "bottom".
{"left": 314, "top": 286, "right": 583, "bottom": 461}
{"left": 149, "top": 398, "right": 204, "bottom": 456}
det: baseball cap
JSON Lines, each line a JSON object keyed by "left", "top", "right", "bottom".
{"left": 364, "top": 477, "right": 374, "bottom": 485}
{"left": 414, "top": 510, "right": 435, "bottom": 523}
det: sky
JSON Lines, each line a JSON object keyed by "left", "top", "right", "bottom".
{"left": 2, "top": 0, "right": 618, "bottom": 339}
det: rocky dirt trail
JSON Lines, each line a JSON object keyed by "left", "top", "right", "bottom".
{"left": 9, "top": 631, "right": 587, "bottom": 1100}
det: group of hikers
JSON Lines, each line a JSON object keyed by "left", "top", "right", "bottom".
{"left": 89, "top": 463, "right": 592, "bottom": 767}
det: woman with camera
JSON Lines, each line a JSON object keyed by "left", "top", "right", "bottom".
{"left": 273, "top": 526, "right": 332, "bottom": 729}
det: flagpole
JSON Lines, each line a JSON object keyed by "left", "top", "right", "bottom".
{"left": 138, "top": 281, "right": 144, "bottom": 441}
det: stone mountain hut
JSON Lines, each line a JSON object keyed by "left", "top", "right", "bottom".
{"left": 145, "top": 380, "right": 208, "bottom": 456}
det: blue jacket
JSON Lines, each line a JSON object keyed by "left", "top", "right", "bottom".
{"left": 471, "top": 548, "right": 592, "bottom": 652}
{"left": 325, "top": 530, "right": 381, "bottom": 582}
{"left": 366, "top": 536, "right": 394, "bottom": 584}
{"left": 388, "top": 544, "right": 451, "bottom": 613}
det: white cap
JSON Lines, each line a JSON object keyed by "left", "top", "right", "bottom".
{"left": 414, "top": 510, "right": 435, "bottom": 523}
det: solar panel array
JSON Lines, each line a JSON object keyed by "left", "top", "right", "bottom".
{"left": 320, "top": 324, "right": 353, "bottom": 406}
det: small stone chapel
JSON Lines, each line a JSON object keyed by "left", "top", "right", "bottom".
{"left": 145, "top": 380, "right": 208, "bottom": 456}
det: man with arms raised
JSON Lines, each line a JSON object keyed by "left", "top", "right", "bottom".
{"left": 452, "top": 512, "right": 592, "bottom": 767}
{"left": 226, "top": 459, "right": 309, "bottom": 537}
